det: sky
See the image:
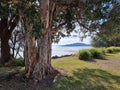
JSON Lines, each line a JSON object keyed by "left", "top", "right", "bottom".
{"left": 53, "top": 36, "right": 91, "bottom": 45}
{"left": 53, "top": 24, "right": 92, "bottom": 45}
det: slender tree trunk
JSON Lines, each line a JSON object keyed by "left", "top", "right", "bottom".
{"left": 0, "top": 19, "right": 11, "bottom": 64}
{"left": 0, "top": 13, "right": 19, "bottom": 64}
{"left": 23, "top": 17, "right": 38, "bottom": 77}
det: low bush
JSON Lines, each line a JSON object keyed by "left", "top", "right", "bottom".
{"left": 89, "top": 49, "right": 105, "bottom": 59}
{"left": 78, "top": 50, "right": 92, "bottom": 61}
{"left": 106, "top": 47, "right": 120, "bottom": 53}
{"left": 106, "top": 48, "right": 114, "bottom": 53}
{"left": 98, "top": 48, "right": 106, "bottom": 55}
{"left": 78, "top": 47, "right": 120, "bottom": 61}
{"left": 5, "top": 58, "right": 24, "bottom": 67}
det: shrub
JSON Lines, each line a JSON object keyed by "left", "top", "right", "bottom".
{"left": 89, "top": 49, "right": 105, "bottom": 59}
{"left": 106, "top": 47, "right": 120, "bottom": 53}
{"left": 106, "top": 47, "right": 114, "bottom": 53}
{"left": 98, "top": 48, "right": 106, "bottom": 55}
{"left": 78, "top": 50, "right": 92, "bottom": 61}
{"left": 112, "top": 47, "right": 120, "bottom": 52}
{"left": 5, "top": 58, "right": 24, "bottom": 67}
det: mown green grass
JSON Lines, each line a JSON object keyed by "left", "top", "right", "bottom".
{"left": 106, "top": 52, "right": 120, "bottom": 59}
{"left": 51, "top": 53, "right": 120, "bottom": 90}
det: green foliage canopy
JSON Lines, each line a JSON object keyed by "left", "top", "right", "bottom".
{"left": 92, "top": 2, "right": 120, "bottom": 47}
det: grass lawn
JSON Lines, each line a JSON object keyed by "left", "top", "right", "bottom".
{"left": 0, "top": 53, "right": 120, "bottom": 90}
{"left": 51, "top": 53, "right": 120, "bottom": 90}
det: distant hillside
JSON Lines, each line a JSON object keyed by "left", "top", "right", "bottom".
{"left": 62, "top": 43, "right": 91, "bottom": 47}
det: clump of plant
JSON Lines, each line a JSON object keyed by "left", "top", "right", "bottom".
{"left": 106, "top": 47, "right": 120, "bottom": 53}
{"left": 5, "top": 58, "right": 24, "bottom": 67}
{"left": 106, "top": 47, "right": 114, "bottom": 53}
{"left": 78, "top": 50, "right": 92, "bottom": 61}
{"left": 98, "top": 48, "right": 106, "bottom": 55}
{"left": 89, "top": 49, "right": 105, "bottom": 59}
{"left": 115, "top": 47, "right": 120, "bottom": 52}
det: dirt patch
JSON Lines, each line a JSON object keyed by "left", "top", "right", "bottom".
{"left": 90, "top": 58, "right": 120, "bottom": 71}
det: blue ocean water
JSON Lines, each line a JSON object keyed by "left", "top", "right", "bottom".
{"left": 52, "top": 36, "right": 92, "bottom": 56}
{"left": 52, "top": 45, "right": 92, "bottom": 56}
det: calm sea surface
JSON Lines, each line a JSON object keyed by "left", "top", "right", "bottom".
{"left": 17, "top": 45, "right": 92, "bottom": 58}
{"left": 52, "top": 45, "right": 92, "bottom": 56}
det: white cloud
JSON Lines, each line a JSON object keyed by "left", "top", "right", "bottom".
{"left": 53, "top": 36, "right": 91, "bottom": 45}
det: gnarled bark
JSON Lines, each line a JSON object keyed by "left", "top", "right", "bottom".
{"left": 24, "top": 0, "right": 57, "bottom": 81}
{"left": 24, "top": 24, "right": 37, "bottom": 77}
{"left": 32, "top": 30, "right": 53, "bottom": 80}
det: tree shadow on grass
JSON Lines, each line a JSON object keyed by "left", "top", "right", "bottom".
{"left": 51, "top": 68, "right": 120, "bottom": 90}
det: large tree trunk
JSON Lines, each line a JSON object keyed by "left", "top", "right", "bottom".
{"left": 25, "top": 29, "right": 54, "bottom": 81}
{"left": 32, "top": 30, "right": 53, "bottom": 80}
{"left": 25, "top": 0, "right": 57, "bottom": 81}
{"left": 25, "top": 28, "right": 54, "bottom": 81}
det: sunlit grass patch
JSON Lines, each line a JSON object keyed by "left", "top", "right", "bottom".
{"left": 51, "top": 53, "right": 120, "bottom": 90}
{"left": 106, "top": 52, "right": 120, "bottom": 59}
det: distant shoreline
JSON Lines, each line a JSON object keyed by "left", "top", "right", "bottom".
{"left": 53, "top": 43, "right": 91, "bottom": 47}
{"left": 52, "top": 54, "right": 74, "bottom": 59}
{"left": 52, "top": 45, "right": 92, "bottom": 57}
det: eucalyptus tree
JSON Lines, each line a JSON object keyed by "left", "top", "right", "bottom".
{"left": 16, "top": 0, "right": 118, "bottom": 82}
{"left": 92, "top": 2, "right": 120, "bottom": 47}
{"left": 0, "top": 0, "right": 117, "bottom": 81}
{"left": 0, "top": 1, "right": 20, "bottom": 64}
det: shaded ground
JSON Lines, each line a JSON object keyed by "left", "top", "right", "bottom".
{"left": 0, "top": 75, "right": 58, "bottom": 90}
{"left": 0, "top": 53, "right": 120, "bottom": 90}
{"left": 0, "top": 68, "right": 64, "bottom": 90}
